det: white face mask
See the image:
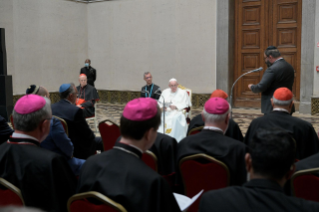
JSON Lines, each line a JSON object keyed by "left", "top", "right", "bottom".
{"left": 85, "top": 63, "right": 89, "bottom": 67}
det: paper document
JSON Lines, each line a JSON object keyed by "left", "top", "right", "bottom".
{"left": 173, "top": 190, "right": 204, "bottom": 211}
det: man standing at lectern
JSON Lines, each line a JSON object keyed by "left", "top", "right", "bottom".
{"left": 248, "top": 46, "right": 295, "bottom": 114}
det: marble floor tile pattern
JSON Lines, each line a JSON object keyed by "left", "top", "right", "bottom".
{"left": 90, "top": 103, "right": 319, "bottom": 137}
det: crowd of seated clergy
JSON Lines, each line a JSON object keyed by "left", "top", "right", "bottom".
{"left": 2, "top": 82, "right": 319, "bottom": 211}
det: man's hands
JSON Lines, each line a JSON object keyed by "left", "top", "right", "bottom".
{"left": 169, "top": 105, "right": 177, "bottom": 110}
{"left": 76, "top": 105, "right": 82, "bottom": 108}
{"left": 248, "top": 84, "right": 253, "bottom": 90}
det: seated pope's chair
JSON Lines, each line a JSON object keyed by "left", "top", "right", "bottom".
{"left": 178, "top": 84, "right": 192, "bottom": 123}
{"left": 179, "top": 154, "right": 230, "bottom": 212}
{"left": 68, "top": 191, "right": 127, "bottom": 212}
{"left": 53, "top": 115, "right": 69, "bottom": 136}
{"left": 291, "top": 168, "right": 319, "bottom": 202}
{"left": 86, "top": 102, "right": 98, "bottom": 133}
{"left": 187, "top": 126, "right": 204, "bottom": 136}
{"left": 142, "top": 150, "right": 158, "bottom": 172}
{"left": 0, "top": 178, "right": 24, "bottom": 206}
{"left": 98, "top": 119, "right": 121, "bottom": 151}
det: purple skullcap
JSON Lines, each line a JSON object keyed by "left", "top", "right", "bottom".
{"left": 14, "top": 94, "right": 46, "bottom": 114}
{"left": 123, "top": 98, "right": 158, "bottom": 121}
{"left": 204, "top": 97, "right": 229, "bottom": 114}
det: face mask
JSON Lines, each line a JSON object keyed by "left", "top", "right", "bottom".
{"left": 85, "top": 63, "right": 89, "bottom": 67}
{"left": 265, "top": 60, "right": 272, "bottom": 68}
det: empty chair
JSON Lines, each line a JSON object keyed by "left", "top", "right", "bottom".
{"left": 179, "top": 154, "right": 229, "bottom": 212}
{"left": 0, "top": 178, "right": 24, "bottom": 206}
{"left": 68, "top": 191, "right": 127, "bottom": 212}
{"left": 98, "top": 119, "right": 121, "bottom": 151}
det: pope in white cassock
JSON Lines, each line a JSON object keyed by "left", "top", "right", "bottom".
{"left": 158, "top": 78, "right": 191, "bottom": 142}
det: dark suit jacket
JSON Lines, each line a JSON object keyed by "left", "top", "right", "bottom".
{"left": 0, "top": 115, "right": 13, "bottom": 144}
{"left": 199, "top": 179, "right": 319, "bottom": 212}
{"left": 51, "top": 99, "right": 96, "bottom": 159}
{"left": 140, "top": 83, "right": 161, "bottom": 100}
{"left": 251, "top": 59, "right": 294, "bottom": 113}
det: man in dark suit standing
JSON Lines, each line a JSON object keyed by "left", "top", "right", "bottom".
{"left": 248, "top": 46, "right": 295, "bottom": 114}
{"left": 80, "top": 59, "right": 96, "bottom": 87}
{"left": 51, "top": 83, "right": 102, "bottom": 159}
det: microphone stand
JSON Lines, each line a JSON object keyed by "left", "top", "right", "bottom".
{"left": 154, "top": 89, "right": 165, "bottom": 134}
{"left": 229, "top": 67, "right": 263, "bottom": 118}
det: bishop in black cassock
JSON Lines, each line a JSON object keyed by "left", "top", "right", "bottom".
{"left": 245, "top": 88, "right": 319, "bottom": 160}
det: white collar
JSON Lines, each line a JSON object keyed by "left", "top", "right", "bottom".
{"left": 273, "top": 108, "right": 289, "bottom": 113}
{"left": 203, "top": 126, "right": 224, "bottom": 133}
{"left": 12, "top": 132, "right": 39, "bottom": 142}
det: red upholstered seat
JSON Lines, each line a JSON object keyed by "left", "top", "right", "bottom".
{"left": 0, "top": 178, "right": 24, "bottom": 206}
{"left": 68, "top": 191, "right": 127, "bottom": 212}
{"left": 179, "top": 154, "right": 229, "bottom": 212}
{"left": 187, "top": 126, "right": 204, "bottom": 136}
{"left": 10, "top": 114, "right": 14, "bottom": 129}
{"left": 142, "top": 150, "right": 158, "bottom": 172}
{"left": 291, "top": 168, "right": 319, "bottom": 202}
{"left": 53, "top": 115, "right": 69, "bottom": 136}
{"left": 98, "top": 119, "right": 121, "bottom": 151}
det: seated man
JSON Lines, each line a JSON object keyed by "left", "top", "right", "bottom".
{"left": 158, "top": 78, "right": 191, "bottom": 142}
{"left": 0, "top": 94, "right": 76, "bottom": 212}
{"left": 51, "top": 83, "right": 103, "bottom": 159}
{"left": 199, "top": 128, "right": 319, "bottom": 212}
{"left": 26, "top": 84, "right": 85, "bottom": 176}
{"left": 177, "top": 97, "right": 247, "bottom": 187}
{"left": 0, "top": 115, "right": 13, "bottom": 144}
{"left": 77, "top": 98, "right": 181, "bottom": 212}
{"left": 140, "top": 72, "right": 161, "bottom": 100}
{"left": 245, "top": 87, "right": 319, "bottom": 160}
{"left": 187, "top": 89, "right": 243, "bottom": 141}
{"left": 76, "top": 74, "right": 100, "bottom": 118}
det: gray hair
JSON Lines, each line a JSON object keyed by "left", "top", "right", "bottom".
{"left": 202, "top": 106, "right": 230, "bottom": 124}
{"left": 59, "top": 83, "right": 75, "bottom": 99}
{"left": 264, "top": 49, "right": 281, "bottom": 58}
{"left": 13, "top": 97, "right": 52, "bottom": 132}
{"left": 143, "top": 72, "right": 150, "bottom": 78}
{"left": 272, "top": 96, "right": 292, "bottom": 106}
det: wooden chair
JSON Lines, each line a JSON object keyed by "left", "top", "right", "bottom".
{"left": 0, "top": 178, "right": 24, "bottom": 206}
{"left": 68, "top": 191, "right": 127, "bottom": 212}
{"left": 98, "top": 119, "right": 121, "bottom": 151}
{"left": 291, "top": 168, "right": 319, "bottom": 202}
{"left": 142, "top": 150, "right": 158, "bottom": 172}
{"left": 53, "top": 115, "right": 69, "bottom": 136}
{"left": 86, "top": 102, "right": 98, "bottom": 133}
{"left": 187, "top": 126, "right": 204, "bottom": 136}
{"left": 179, "top": 154, "right": 229, "bottom": 212}
{"left": 178, "top": 84, "right": 192, "bottom": 123}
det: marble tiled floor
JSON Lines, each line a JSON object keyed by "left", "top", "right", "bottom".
{"left": 89, "top": 103, "right": 319, "bottom": 137}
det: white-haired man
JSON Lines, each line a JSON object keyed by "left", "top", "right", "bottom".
{"left": 177, "top": 97, "right": 247, "bottom": 187}
{"left": 245, "top": 87, "right": 319, "bottom": 160}
{"left": 158, "top": 78, "right": 191, "bottom": 142}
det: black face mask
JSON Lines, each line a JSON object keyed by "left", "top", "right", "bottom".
{"left": 265, "top": 60, "right": 272, "bottom": 68}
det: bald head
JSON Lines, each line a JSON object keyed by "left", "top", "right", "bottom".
{"left": 37, "top": 86, "right": 50, "bottom": 98}
{"left": 79, "top": 74, "right": 88, "bottom": 87}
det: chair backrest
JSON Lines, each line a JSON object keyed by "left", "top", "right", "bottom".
{"left": 187, "top": 126, "right": 204, "bottom": 136}
{"left": 179, "top": 154, "right": 229, "bottom": 212}
{"left": 291, "top": 168, "right": 319, "bottom": 202}
{"left": 53, "top": 115, "right": 69, "bottom": 136}
{"left": 142, "top": 150, "right": 158, "bottom": 172}
{"left": 10, "top": 114, "right": 14, "bottom": 130}
{"left": 98, "top": 119, "right": 121, "bottom": 151}
{"left": 0, "top": 178, "right": 24, "bottom": 206}
{"left": 68, "top": 191, "right": 127, "bottom": 212}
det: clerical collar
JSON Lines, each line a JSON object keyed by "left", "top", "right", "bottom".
{"left": 273, "top": 108, "right": 289, "bottom": 114}
{"left": 203, "top": 126, "right": 224, "bottom": 134}
{"left": 8, "top": 132, "right": 40, "bottom": 146}
{"left": 113, "top": 142, "right": 143, "bottom": 158}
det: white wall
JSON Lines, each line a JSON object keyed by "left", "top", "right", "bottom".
{"left": 313, "top": 0, "right": 319, "bottom": 96}
{"left": 88, "top": 0, "right": 217, "bottom": 93}
{"left": 0, "top": 0, "right": 88, "bottom": 94}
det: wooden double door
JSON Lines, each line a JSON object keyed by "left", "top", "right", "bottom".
{"left": 233, "top": 0, "right": 301, "bottom": 108}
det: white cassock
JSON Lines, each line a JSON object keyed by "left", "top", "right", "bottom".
{"left": 157, "top": 88, "right": 191, "bottom": 142}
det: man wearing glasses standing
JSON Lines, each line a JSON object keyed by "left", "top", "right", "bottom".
{"left": 141, "top": 72, "right": 161, "bottom": 100}
{"left": 248, "top": 46, "right": 295, "bottom": 114}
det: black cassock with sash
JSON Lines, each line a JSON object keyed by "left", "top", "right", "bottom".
{"left": 140, "top": 83, "right": 161, "bottom": 100}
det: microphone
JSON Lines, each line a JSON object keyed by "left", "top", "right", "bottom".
{"left": 229, "top": 67, "right": 263, "bottom": 118}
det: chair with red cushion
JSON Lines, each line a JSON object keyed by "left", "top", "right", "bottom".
{"left": 10, "top": 114, "right": 14, "bottom": 129}
{"left": 142, "top": 150, "right": 158, "bottom": 172}
{"left": 0, "top": 178, "right": 24, "bottom": 206}
{"left": 68, "top": 191, "right": 127, "bottom": 212}
{"left": 187, "top": 126, "right": 204, "bottom": 136}
{"left": 98, "top": 119, "right": 121, "bottom": 151}
{"left": 179, "top": 154, "right": 229, "bottom": 212}
{"left": 53, "top": 115, "right": 69, "bottom": 136}
{"left": 291, "top": 168, "right": 319, "bottom": 202}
